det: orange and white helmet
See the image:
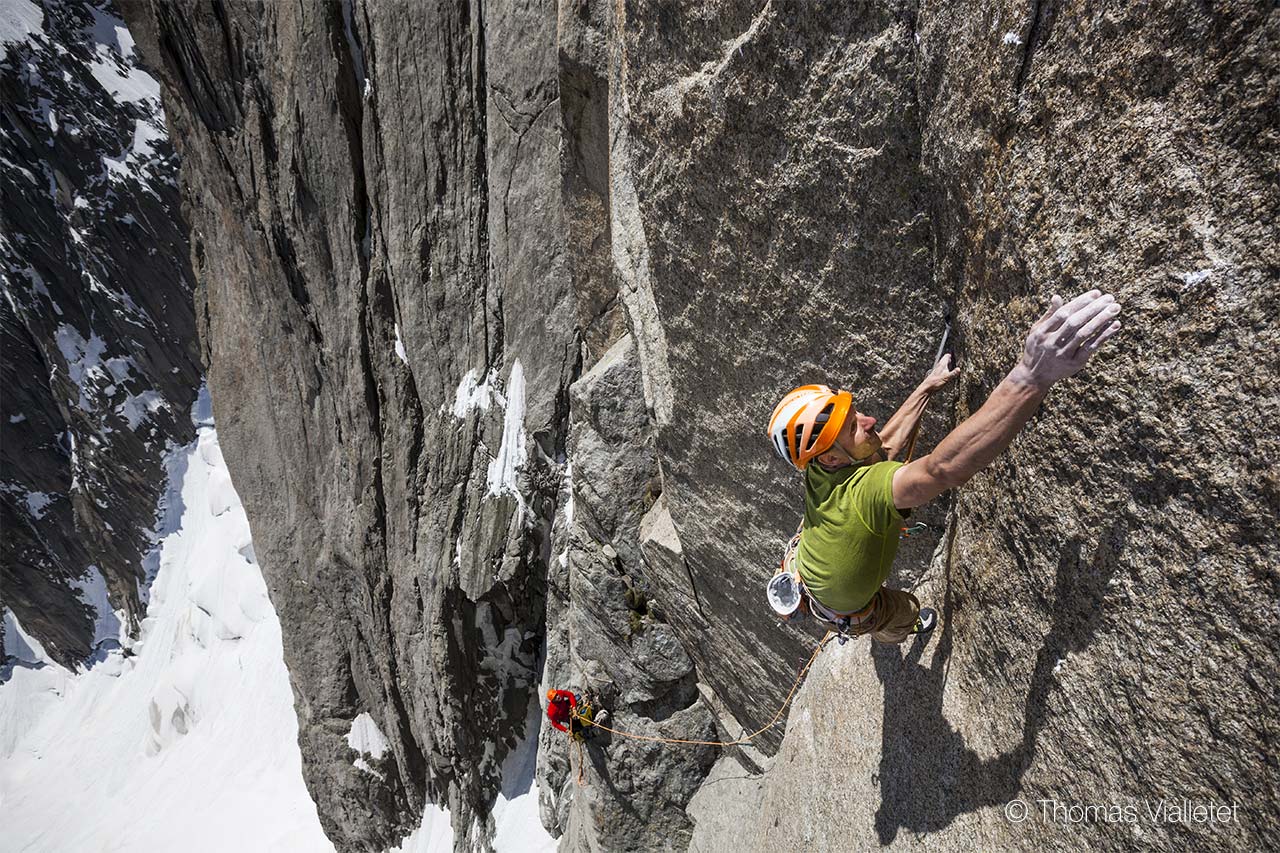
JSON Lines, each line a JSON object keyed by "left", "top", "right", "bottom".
{"left": 767, "top": 385, "right": 851, "bottom": 470}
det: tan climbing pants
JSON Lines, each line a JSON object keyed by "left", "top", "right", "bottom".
{"left": 856, "top": 587, "right": 923, "bottom": 644}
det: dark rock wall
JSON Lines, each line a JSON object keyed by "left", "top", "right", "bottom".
{"left": 121, "top": 0, "right": 1277, "bottom": 850}
{"left": 1, "top": 0, "right": 200, "bottom": 668}
{"left": 538, "top": 333, "right": 719, "bottom": 850}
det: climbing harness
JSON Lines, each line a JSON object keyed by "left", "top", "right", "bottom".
{"left": 769, "top": 529, "right": 876, "bottom": 644}
{"left": 558, "top": 695, "right": 599, "bottom": 786}
{"left": 768, "top": 519, "right": 933, "bottom": 642}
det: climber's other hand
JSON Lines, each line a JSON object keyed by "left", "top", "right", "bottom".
{"left": 920, "top": 353, "right": 960, "bottom": 393}
{"left": 1015, "top": 290, "right": 1121, "bottom": 389}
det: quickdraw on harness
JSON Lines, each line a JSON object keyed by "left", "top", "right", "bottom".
{"left": 900, "top": 521, "right": 929, "bottom": 538}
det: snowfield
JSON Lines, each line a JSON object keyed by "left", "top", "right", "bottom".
{"left": 0, "top": 394, "right": 555, "bottom": 852}
{"left": 0, "top": 416, "right": 333, "bottom": 852}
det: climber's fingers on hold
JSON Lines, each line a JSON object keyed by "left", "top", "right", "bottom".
{"left": 1073, "top": 299, "right": 1123, "bottom": 348}
{"left": 1051, "top": 290, "right": 1109, "bottom": 339}
{"left": 1078, "top": 320, "right": 1122, "bottom": 358}
{"left": 1038, "top": 289, "right": 1100, "bottom": 337}
{"left": 928, "top": 353, "right": 959, "bottom": 383}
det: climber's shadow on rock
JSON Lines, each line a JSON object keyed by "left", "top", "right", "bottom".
{"left": 870, "top": 523, "right": 1126, "bottom": 844}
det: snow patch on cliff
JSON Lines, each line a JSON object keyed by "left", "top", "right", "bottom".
{"left": 348, "top": 712, "right": 390, "bottom": 758}
{"left": 117, "top": 388, "right": 167, "bottom": 429}
{"left": 348, "top": 712, "right": 390, "bottom": 779}
{"left": 387, "top": 803, "right": 454, "bottom": 853}
{"left": 104, "top": 116, "right": 166, "bottom": 184}
{"left": 54, "top": 324, "right": 108, "bottom": 410}
{"left": 86, "top": 4, "right": 135, "bottom": 60}
{"left": 0, "top": 0, "right": 43, "bottom": 59}
{"left": 486, "top": 360, "right": 527, "bottom": 506}
{"left": 394, "top": 323, "right": 409, "bottom": 365}
{"left": 86, "top": 7, "right": 159, "bottom": 104}
{"left": 447, "top": 368, "right": 499, "bottom": 417}
{"left": 68, "top": 563, "right": 123, "bottom": 658}
{"left": 24, "top": 490, "right": 52, "bottom": 519}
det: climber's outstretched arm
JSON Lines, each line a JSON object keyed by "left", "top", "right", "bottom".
{"left": 892, "top": 290, "right": 1121, "bottom": 510}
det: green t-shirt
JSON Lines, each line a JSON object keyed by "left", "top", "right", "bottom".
{"left": 797, "top": 459, "right": 907, "bottom": 613}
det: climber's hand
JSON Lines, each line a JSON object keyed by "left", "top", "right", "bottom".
{"left": 1014, "top": 290, "right": 1121, "bottom": 389}
{"left": 920, "top": 353, "right": 960, "bottom": 393}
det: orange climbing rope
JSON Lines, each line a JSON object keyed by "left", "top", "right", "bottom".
{"left": 568, "top": 630, "right": 834, "bottom": 748}
{"left": 569, "top": 729, "right": 586, "bottom": 786}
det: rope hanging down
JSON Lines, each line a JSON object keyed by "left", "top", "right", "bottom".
{"left": 569, "top": 631, "right": 834, "bottom": 748}
{"left": 570, "top": 730, "right": 586, "bottom": 786}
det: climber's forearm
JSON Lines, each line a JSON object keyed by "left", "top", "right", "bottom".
{"left": 892, "top": 366, "right": 1047, "bottom": 508}
{"left": 917, "top": 366, "right": 1046, "bottom": 486}
{"left": 880, "top": 354, "right": 961, "bottom": 460}
{"left": 879, "top": 384, "right": 932, "bottom": 460}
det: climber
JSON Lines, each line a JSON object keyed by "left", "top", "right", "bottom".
{"left": 545, "top": 689, "right": 608, "bottom": 741}
{"left": 767, "top": 290, "right": 1122, "bottom": 643}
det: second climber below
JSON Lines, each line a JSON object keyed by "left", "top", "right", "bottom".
{"left": 545, "top": 688, "right": 609, "bottom": 741}
{"left": 767, "top": 290, "right": 1122, "bottom": 643}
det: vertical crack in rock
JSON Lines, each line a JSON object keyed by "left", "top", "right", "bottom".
{"left": 332, "top": 0, "right": 432, "bottom": 822}
{"left": 473, "top": 0, "right": 504, "bottom": 378}
{"left": 1013, "top": 0, "right": 1049, "bottom": 94}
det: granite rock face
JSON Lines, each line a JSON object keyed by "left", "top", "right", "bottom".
{"left": 119, "top": 0, "right": 581, "bottom": 848}
{"left": 1, "top": 0, "right": 200, "bottom": 669}
{"left": 680, "top": 2, "right": 1279, "bottom": 852}
{"left": 122, "top": 0, "right": 1276, "bottom": 850}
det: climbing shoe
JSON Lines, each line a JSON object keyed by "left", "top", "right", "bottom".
{"left": 911, "top": 608, "right": 937, "bottom": 635}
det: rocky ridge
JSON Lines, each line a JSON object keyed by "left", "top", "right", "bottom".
{"left": 1, "top": 0, "right": 200, "bottom": 668}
